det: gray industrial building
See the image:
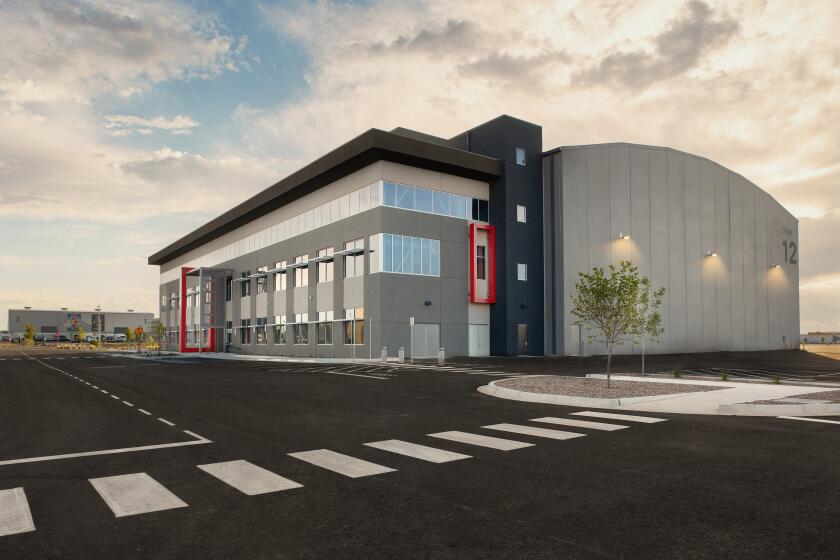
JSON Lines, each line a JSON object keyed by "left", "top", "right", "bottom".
{"left": 7, "top": 309, "right": 156, "bottom": 339}
{"left": 149, "top": 115, "right": 799, "bottom": 358}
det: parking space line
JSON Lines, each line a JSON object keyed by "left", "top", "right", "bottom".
{"left": 777, "top": 416, "right": 840, "bottom": 425}
{"left": 0, "top": 487, "right": 36, "bottom": 537}
{"left": 158, "top": 418, "right": 175, "bottom": 427}
{"left": 198, "top": 460, "right": 303, "bottom": 495}
{"left": 325, "top": 371, "right": 388, "bottom": 380}
{"left": 288, "top": 449, "right": 396, "bottom": 478}
{"left": 89, "top": 473, "right": 188, "bottom": 517}
{"left": 428, "top": 431, "right": 535, "bottom": 450}
{"left": 483, "top": 423, "right": 586, "bottom": 441}
{"left": 531, "top": 417, "right": 629, "bottom": 431}
{"left": 138, "top": 409, "right": 151, "bottom": 415}
{"left": 571, "top": 411, "right": 666, "bottom": 423}
{"left": 364, "top": 440, "right": 471, "bottom": 463}
{"left": 110, "top": 395, "right": 120, "bottom": 400}
{"left": 122, "top": 401, "right": 133, "bottom": 406}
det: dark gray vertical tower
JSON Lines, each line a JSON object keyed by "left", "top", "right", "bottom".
{"left": 450, "top": 115, "right": 544, "bottom": 355}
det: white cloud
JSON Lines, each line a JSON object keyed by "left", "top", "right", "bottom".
{"left": 102, "top": 114, "right": 200, "bottom": 136}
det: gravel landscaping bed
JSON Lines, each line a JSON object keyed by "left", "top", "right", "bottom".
{"left": 495, "top": 375, "right": 722, "bottom": 399}
{"left": 750, "top": 389, "right": 840, "bottom": 405}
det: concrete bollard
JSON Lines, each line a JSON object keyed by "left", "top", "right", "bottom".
{"left": 398, "top": 347, "right": 405, "bottom": 364}
{"left": 438, "top": 347, "right": 445, "bottom": 366}
{"left": 381, "top": 347, "right": 387, "bottom": 362}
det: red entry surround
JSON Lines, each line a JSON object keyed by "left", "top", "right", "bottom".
{"left": 180, "top": 266, "right": 216, "bottom": 353}
{"left": 469, "top": 223, "right": 496, "bottom": 304}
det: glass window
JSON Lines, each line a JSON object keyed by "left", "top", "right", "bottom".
{"left": 401, "top": 235, "right": 412, "bottom": 274}
{"left": 450, "top": 195, "right": 467, "bottom": 219}
{"left": 240, "top": 319, "right": 251, "bottom": 344}
{"left": 359, "top": 185, "right": 370, "bottom": 212}
{"left": 516, "top": 147, "right": 526, "bottom": 165}
{"left": 344, "top": 308, "right": 364, "bottom": 345}
{"left": 517, "top": 263, "right": 528, "bottom": 281}
{"left": 391, "top": 235, "right": 402, "bottom": 273}
{"left": 294, "top": 254, "right": 308, "bottom": 287}
{"left": 256, "top": 266, "right": 268, "bottom": 294}
{"left": 225, "top": 321, "right": 232, "bottom": 346}
{"left": 274, "top": 261, "right": 287, "bottom": 291}
{"left": 339, "top": 194, "right": 349, "bottom": 219}
{"left": 383, "top": 181, "right": 396, "bottom": 206}
{"left": 479, "top": 199, "right": 489, "bottom": 222}
{"left": 330, "top": 199, "right": 340, "bottom": 223}
{"left": 517, "top": 204, "right": 527, "bottom": 223}
{"left": 317, "top": 310, "right": 334, "bottom": 345}
{"left": 431, "top": 240, "right": 440, "bottom": 276}
{"left": 273, "top": 316, "right": 286, "bottom": 345}
{"left": 255, "top": 317, "right": 267, "bottom": 344}
{"left": 370, "top": 181, "right": 381, "bottom": 207}
{"left": 411, "top": 237, "right": 421, "bottom": 274}
{"left": 396, "top": 184, "right": 414, "bottom": 209}
{"left": 317, "top": 247, "right": 334, "bottom": 283}
{"left": 383, "top": 233, "right": 393, "bottom": 273}
{"left": 225, "top": 277, "right": 232, "bottom": 302}
{"left": 421, "top": 238, "right": 431, "bottom": 275}
{"left": 344, "top": 238, "right": 364, "bottom": 278}
{"left": 369, "top": 234, "right": 380, "bottom": 274}
{"left": 293, "top": 313, "right": 309, "bottom": 345}
{"left": 433, "top": 191, "right": 450, "bottom": 216}
{"left": 349, "top": 189, "right": 360, "bottom": 215}
{"left": 240, "top": 272, "right": 251, "bottom": 297}
{"left": 477, "top": 246, "right": 487, "bottom": 279}
{"left": 415, "top": 187, "right": 433, "bottom": 213}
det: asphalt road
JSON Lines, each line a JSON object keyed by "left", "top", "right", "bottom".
{"left": 1, "top": 350, "right": 839, "bottom": 559}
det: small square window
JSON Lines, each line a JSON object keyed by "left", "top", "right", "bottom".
{"left": 517, "top": 263, "right": 527, "bottom": 281}
{"left": 516, "top": 148, "right": 526, "bottom": 166}
{"left": 516, "top": 204, "right": 527, "bottom": 223}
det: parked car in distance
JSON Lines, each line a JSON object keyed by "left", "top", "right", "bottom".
{"left": 0, "top": 332, "right": 11, "bottom": 342}
{"left": 55, "top": 334, "right": 70, "bottom": 342}
{"left": 113, "top": 333, "right": 127, "bottom": 342}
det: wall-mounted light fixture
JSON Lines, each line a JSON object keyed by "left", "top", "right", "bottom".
{"left": 706, "top": 250, "right": 718, "bottom": 257}
{"left": 424, "top": 299, "right": 432, "bottom": 306}
{"left": 771, "top": 264, "right": 781, "bottom": 268}
{"left": 618, "top": 232, "right": 630, "bottom": 240}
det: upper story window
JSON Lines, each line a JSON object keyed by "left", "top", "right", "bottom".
{"left": 241, "top": 271, "right": 251, "bottom": 297}
{"left": 294, "top": 255, "right": 308, "bottom": 287}
{"left": 225, "top": 276, "right": 232, "bottom": 302}
{"left": 317, "top": 247, "right": 334, "bottom": 283}
{"left": 382, "top": 181, "right": 486, "bottom": 222}
{"left": 516, "top": 204, "right": 527, "bottom": 223}
{"left": 344, "top": 239, "right": 364, "bottom": 278}
{"left": 517, "top": 263, "right": 528, "bottom": 281}
{"left": 516, "top": 148, "right": 526, "bottom": 166}
{"left": 274, "top": 260, "right": 287, "bottom": 291}
{"left": 170, "top": 293, "right": 177, "bottom": 310}
{"left": 476, "top": 246, "right": 487, "bottom": 280}
{"left": 256, "top": 266, "right": 268, "bottom": 294}
{"left": 380, "top": 234, "right": 440, "bottom": 276}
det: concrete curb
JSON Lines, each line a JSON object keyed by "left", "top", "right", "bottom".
{"left": 718, "top": 403, "right": 840, "bottom": 416}
{"left": 476, "top": 379, "right": 723, "bottom": 408}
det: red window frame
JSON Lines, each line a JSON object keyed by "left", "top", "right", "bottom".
{"left": 469, "top": 223, "right": 496, "bottom": 303}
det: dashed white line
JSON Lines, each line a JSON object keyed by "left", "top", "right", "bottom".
{"left": 198, "top": 460, "right": 302, "bottom": 495}
{"left": 483, "top": 423, "right": 586, "bottom": 441}
{"left": 110, "top": 395, "right": 120, "bottom": 400}
{"left": 777, "top": 416, "right": 840, "bottom": 425}
{"left": 571, "top": 411, "right": 666, "bottom": 424}
{"left": 122, "top": 401, "right": 133, "bottom": 407}
{"left": 364, "top": 440, "right": 471, "bottom": 463}
{"left": 428, "top": 431, "right": 535, "bottom": 451}
{"left": 158, "top": 417, "right": 175, "bottom": 427}
{"left": 288, "top": 449, "right": 396, "bottom": 478}
{"left": 89, "top": 473, "right": 188, "bottom": 517}
{"left": 100, "top": 389, "right": 109, "bottom": 394}
{"left": 138, "top": 409, "right": 151, "bottom": 415}
{"left": 531, "top": 417, "right": 629, "bottom": 431}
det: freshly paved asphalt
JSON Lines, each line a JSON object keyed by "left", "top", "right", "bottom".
{"left": 1, "top": 348, "right": 839, "bottom": 559}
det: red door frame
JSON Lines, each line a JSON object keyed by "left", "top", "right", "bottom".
{"left": 469, "top": 223, "right": 496, "bottom": 304}
{"left": 180, "top": 266, "right": 216, "bottom": 353}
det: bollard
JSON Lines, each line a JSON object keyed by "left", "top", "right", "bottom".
{"left": 381, "top": 347, "right": 387, "bottom": 362}
{"left": 398, "top": 347, "right": 405, "bottom": 364}
{"left": 438, "top": 347, "right": 445, "bottom": 366}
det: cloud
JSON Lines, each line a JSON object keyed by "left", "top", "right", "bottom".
{"left": 365, "top": 19, "right": 478, "bottom": 55}
{"left": 102, "top": 113, "right": 199, "bottom": 136}
{"left": 575, "top": 0, "right": 739, "bottom": 88}
{"left": 458, "top": 51, "right": 571, "bottom": 85}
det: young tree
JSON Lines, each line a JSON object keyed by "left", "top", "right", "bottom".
{"left": 77, "top": 327, "right": 86, "bottom": 344}
{"left": 23, "top": 324, "right": 35, "bottom": 346}
{"left": 154, "top": 322, "right": 165, "bottom": 356}
{"left": 134, "top": 326, "right": 144, "bottom": 353}
{"left": 570, "top": 260, "right": 665, "bottom": 387}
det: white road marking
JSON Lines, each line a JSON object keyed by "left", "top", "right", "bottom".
{"left": 198, "top": 460, "right": 302, "bottom": 495}
{"left": 483, "top": 423, "right": 586, "bottom": 440}
{"left": 531, "top": 417, "right": 629, "bottom": 431}
{"left": 158, "top": 418, "right": 175, "bottom": 427}
{"left": 92, "top": 385, "right": 99, "bottom": 389}
{"left": 89, "top": 473, "right": 187, "bottom": 517}
{"left": 0, "top": 431, "right": 211, "bottom": 466}
{"left": 326, "top": 371, "right": 388, "bottom": 380}
{"left": 777, "top": 416, "right": 840, "bottom": 425}
{"left": 123, "top": 401, "right": 133, "bottom": 407}
{"left": 92, "top": 365, "right": 126, "bottom": 369}
{"left": 138, "top": 409, "right": 151, "bottom": 415}
{"left": 428, "top": 431, "right": 534, "bottom": 451}
{"left": 288, "top": 449, "right": 396, "bottom": 478}
{"left": 571, "top": 411, "right": 666, "bottom": 424}
{"left": 364, "top": 440, "right": 471, "bottom": 463}
{"left": 110, "top": 395, "right": 120, "bottom": 400}
{"left": 0, "top": 488, "right": 36, "bottom": 537}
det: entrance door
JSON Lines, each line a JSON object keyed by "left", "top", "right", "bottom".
{"left": 413, "top": 323, "right": 440, "bottom": 358}
{"left": 468, "top": 324, "right": 490, "bottom": 356}
{"left": 516, "top": 324, "right": 528, "bottom": 355}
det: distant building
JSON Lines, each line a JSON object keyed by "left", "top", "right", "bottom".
{"left": 7, "top": 309, "right": 155, "bottom": 337}
{"left": 800, "top": 332, "right": 840, "bottom": 344}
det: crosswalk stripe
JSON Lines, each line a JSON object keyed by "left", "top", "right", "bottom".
{"left": 428, "top": 431, "right": 534, "bottom": 451}
{"left": 483, "top": 423, "right": 586, "bottom": 440}
{"left": 0, "top": 488, "right": 36, "bottom": 537}
{"left": 571, "top": 411, "right": 666, "bottom": 424}
{"left": 531, "top": 417, "right": 629, "bottom": 431}
{"left": 198, "top": 460, "right": 303, "bottom": 495}
{"left": 288, "top": 449, "right": 396, "bottom": 478}
{"left": 364, "top": 440, "right": 471, "bottom": 463}
{"left": 777, "top": 416, "right": 840, "bottom": 425}
{"left": 89, "top": 473, "right": 187, "bottom": 517}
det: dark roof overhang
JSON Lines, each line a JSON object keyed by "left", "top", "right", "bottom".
{"left": 148, "top": 128, "right": 502, "bottom": 266}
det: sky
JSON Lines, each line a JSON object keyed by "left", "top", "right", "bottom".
{"left": 0, "top": 0, "right": 838, "bottom": 333}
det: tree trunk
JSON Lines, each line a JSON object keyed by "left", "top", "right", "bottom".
{"left": 606, "top": 343, "right": 613, "bottom": 388}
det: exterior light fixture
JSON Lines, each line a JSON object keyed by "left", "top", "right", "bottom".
{"left": 706, "top": 250, "right": 717, "bottom": 257}
{"left": 618, "top": 232, "right": 630, "bottom": 240}
{"left": 128, "top": 309, "right": 134, "bottom": 312}
{"left": 772, "top": 264, "right": 781, "bottom": 268}
{"left": 424, "top": 299, "right": 432, "bottom": 306}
